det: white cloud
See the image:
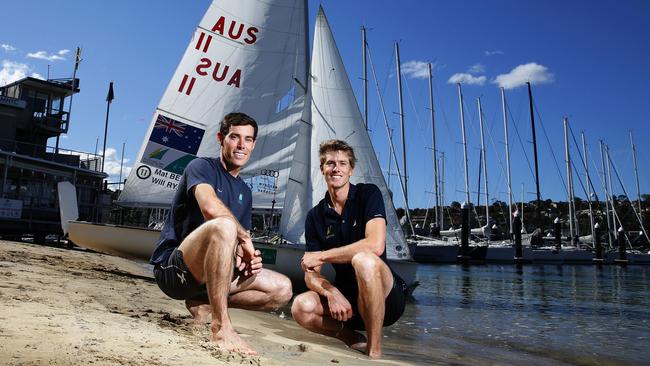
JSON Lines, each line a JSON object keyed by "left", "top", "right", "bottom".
{"left": 57, "top": 49, "right": 70, "bottom": 56}
{"left": 485, "top": 50, "right": 504, "bottom": 56}
{"left": 1, "top": 44, "right": 16, "bottom": 52}
{"left": 401, "top": 60, "right": 437, "bottom": 79}
{"left": 447, "top": 73, "right": 487, "bottom": 86}
{"left": 0, "top": 60, "right": 44, "bottom": 86}
{"left": 27, "top": 50, "right": 66, "bottom": 62}
{"left": 467, "top": 63, "right": 485, "bottom": 74}
{"left": 492, "top": 62, "right": 554, "bottom": 89}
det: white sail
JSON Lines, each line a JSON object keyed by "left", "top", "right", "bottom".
{"left": 118, "top": 0, "right": 309, "bottom": 211}
{"left": 294, "top": 8, "right": 410, "bottom": 259}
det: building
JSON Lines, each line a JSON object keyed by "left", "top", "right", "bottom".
{"left": 0, "top": 77, "right": 109, "bottom": 242}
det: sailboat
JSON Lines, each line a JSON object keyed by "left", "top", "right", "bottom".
{"left": 64, "top": 1, "right": 417, "bottom": 290}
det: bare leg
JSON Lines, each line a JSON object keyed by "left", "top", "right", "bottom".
{"left": 351, "top": 251, "right": 393, "bottom": 359}
{"left": 291, "top": 291, "right": 367, "bottom": 349}
{"left": 178, "top": 217, "right": 257, "bottom": 355}
{"left": 228, "top": 268, "right": 292, "bottom": 311}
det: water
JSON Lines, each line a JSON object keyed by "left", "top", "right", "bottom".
{"left": 383, "top": 264, "right": 649, "bottom": 365}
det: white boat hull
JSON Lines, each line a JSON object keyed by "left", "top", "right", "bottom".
{"left": 68, "top": 221, "right": 418, "bottom": 293}
{"left": 68, "top": 221, "right": 159, "bottom": 260}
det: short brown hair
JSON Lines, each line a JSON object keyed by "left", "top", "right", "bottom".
{"left": 318, "top": 139, "right": 357, "bottom": 169}
{"left": 219, "top": 112, "right": 258, "bottom": 140}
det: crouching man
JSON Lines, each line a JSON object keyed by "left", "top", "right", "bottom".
{"left": 150, "top": 112, "right": 292, "bottom": 355}
{"left": 291, "top": 139, "right": 406, "bottom": 359}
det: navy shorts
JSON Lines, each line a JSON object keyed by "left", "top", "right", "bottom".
{"left": 336, "top": 273, "right": 407, "bottom": 330}
{"left": 153, "top": 249, "right": 208, "bottom": 301}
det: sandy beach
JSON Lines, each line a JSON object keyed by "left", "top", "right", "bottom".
{"left": 0, "top": 240, "right": 412, "bottom": 366}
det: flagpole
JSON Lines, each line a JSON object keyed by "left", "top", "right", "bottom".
{"left": 58, "top": 47, "right": 81, "bottom": 154}
{"left": 101, "top": 81, "right": 114, "bottom": 173}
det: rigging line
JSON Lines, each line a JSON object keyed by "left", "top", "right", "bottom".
{"left": 506, "top": 101, "right": 536, "bottom": 180}
{"left": 369, "top": 44, "right": 396, "bottom": 142}
{"left": 532, "top": 100, "right": 567, "bottom": 195}
{"left": 567, "top": 126, "right": 601, "bottom": 205}
{"left": 607, "top": 148, "right": 650, "bottom": 242}
{"left": 402, "top": 73, "right": 429, "bottom": 148}
{"left": 367, "top": 41, "right": 413, "bottom": 233}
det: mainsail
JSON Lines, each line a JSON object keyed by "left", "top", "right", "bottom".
{"left": 119, "top": 0, "right": 309, "bottom": 211}
{"left": 285, "top": 8, "right": 410, "bottom": 259}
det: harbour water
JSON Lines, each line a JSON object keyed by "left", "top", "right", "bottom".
{"left": 382, "top": 264, "right": 649, "bottom": 365}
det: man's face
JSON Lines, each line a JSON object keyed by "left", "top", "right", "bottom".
{"left": 321, "top": 150, "right": 353, "bottom": 190}
{"left": 218, "top": 124, "right": 256, "bottom": 169}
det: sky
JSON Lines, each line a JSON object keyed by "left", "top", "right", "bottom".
{"left": 1, "top": 0, "right": 648, "bottom": 210}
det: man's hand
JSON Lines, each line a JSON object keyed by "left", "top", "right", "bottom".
{"left": 301, "top": 251, "right": 324, "bottom": 272}
{"left": 326, "top": 289, "right": 353, "bottom": 322}
{"left": 235, "top": 237, "right": 263, "bottom": 277}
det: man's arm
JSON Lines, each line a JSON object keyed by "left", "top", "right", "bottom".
{"left": 303, "top": 266, "right": 354, "bottom": 321}
{"left": 301, "top": 217, "right": 386, "bottom": 271}
{"left": 193, "top": 183, "right": 250, "bottom": 238}
{"left": 193, "top": 183, "right": 260, "bottom": 275}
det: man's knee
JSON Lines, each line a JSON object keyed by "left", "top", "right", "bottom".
{"left": 291, "top": 292, "right": 318, "bottom": 321}
{"left": 203, "top": 216, "right": 238, "bottom": 243}
{"left": 271, "top": 274, "right": 293, "bottom": 308}
{"left": 351, "top": 251, "right": 382, "bottom": 278}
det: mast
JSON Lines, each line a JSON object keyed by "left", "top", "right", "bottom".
{"left": 428, "top": 63, "right": 440, "bottom": 228}
{"left": 441, "top": 151, "right": 445, "bottom": 230}
{"left": 582, "top": 132, "right": 596, "bottom": 247}
{"left": 527, "top": 82, "right": 542, "bottom": 214}
{"left": 501, "top": 87, "right": 513, "bottom": 235}
{"left": 521, "top": 183, "right": 525, "bottom": 232}
{"left": 457, "top": 83, "right": 470, "bottom": 205}
{"left": 606, "top": 144, "right": 617, "bottom": 239}
{"left": 362, "top": 26, "right": 368, "bottom": 129}
{"left": 630, "top": 131, "right": 642, "bottom": 221}
{"left": 477, "top": 97, "right": 489, "bottom": 231}
{"left": 563, "top": 118, "right": 575, "bottom": 243}
{"left": 600, "top": 140, "right": 614, "bottom": 248}
{"left": 395, "top": 42, "right": 408, "bottom": 209}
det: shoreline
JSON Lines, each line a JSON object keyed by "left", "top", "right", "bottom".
{"left": 0, "top": 240, "right": 408, "bottom": 365}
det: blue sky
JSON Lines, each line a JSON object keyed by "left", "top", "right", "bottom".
{"left": 1, "top": 0, "right": 648, "bottom": 210}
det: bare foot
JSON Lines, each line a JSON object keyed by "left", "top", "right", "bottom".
{"left": 185, "top": 300, "right": 211, "bottom": 325}
{"left": 211, "top": 326, "right": 258, "bottom": 355}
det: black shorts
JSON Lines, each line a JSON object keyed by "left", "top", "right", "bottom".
{"left": 336, "top": 273, "right": 407, "bottom": 331}
{"left": 153, "top": 249, "right": 208, "bottom": 301}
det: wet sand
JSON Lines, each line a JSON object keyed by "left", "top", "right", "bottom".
{"left": 0, "top": 240, "right": 409, "bottom": 365}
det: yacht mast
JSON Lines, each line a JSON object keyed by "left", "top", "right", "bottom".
{"left": 600, "top": 140, "right": 614, "bottom": 248}
{"left": 605, "top": 144, "right": 617, "bottom": 239}
{"left": 582, "top": 132, "right": 596, "bottom": 247}
{"left": 630, "top": 131, "right": 642, "bottom": 221}
{"left": 395, "top": 42, "right": 408, "bottom": 209}
{"left": 564, "top": 118, "right": 575, "bottom": 242}
{"left": 457, "top": 83, "right": 470, "bottom": 205}
{"left": 361, "top": 26, "right": 368, "bottom": 129}
{"left": 501, "top": 87, "right": 513, "bottom": 235}
{"left": 428, "top": 63, "right": 440, "bottom": 228}
{"left": 441, "top": 152, "right": 445, "bottom": 230}
{"left": 527, "top": 82, "right": 542, "bottom": 215}
{"left": 477, "top": 97, "right": 489, "bottom": 231}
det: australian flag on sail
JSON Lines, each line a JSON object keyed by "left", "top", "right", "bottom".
{"left": 140, "top": 114, "right": 205, "bottom": 175}
{"left": 150, "top": 114, "right": 204, "bottom": 155}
